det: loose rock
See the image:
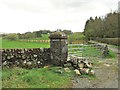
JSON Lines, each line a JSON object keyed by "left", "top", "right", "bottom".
{"left": 74, "top": 69, "right": 81, "bottom": 75}
{"left": 89, "top": 69, "right": 95, "bottom": 75}
{"left": 64, "top": 67, "right": 71, "bottom": 72}
{"left": 80, "top": 68, "right": 90, "bottom": 74}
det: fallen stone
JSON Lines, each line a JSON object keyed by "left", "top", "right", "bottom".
{"left": 73, "top": 60, "right": 78, "bottom": 65}
{"left": 74, "top": 69, "right": 81, "bottom": 75}
{"left": 64, "top": 63, "right": 71, "bottom": 67}
{"left": 104, "top": 63, "right": 110, "bottom": 67}
{"left": 78, "top": 63, "right": 84, "bottom": 69}
{"left": 64, "top": 67, "right": 71, "bottom": 72}
{"left": 85, "top": 62, "right": 92, "bottom": 68}
{"left": 80, "top": 68, "right": 90, "bottom": 74}
{"left": 70, "top": 57, "right": 78, "bottom": 65}
{"left": 43, "top": 66, "right": 49, "bottom": 68}
{"left": 55, "top": 70, "right": 63, "bottom": 74}
{"left": 89, "top": 69, "right": 95, "bottom": 75}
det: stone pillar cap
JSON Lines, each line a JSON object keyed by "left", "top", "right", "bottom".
{"left": 49, "top": 31, "right": 67, "bottom": 39}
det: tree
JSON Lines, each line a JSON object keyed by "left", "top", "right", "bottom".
{"left": 84, "top": 11, "right": 118, "bottom": 40}
{"left": 6, "top": 33, "right": 19, "bottom": 40}
{"left": 62, "top": 30, "right": 73, "bottom": 35}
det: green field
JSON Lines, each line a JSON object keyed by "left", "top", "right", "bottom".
{"left": 1, "top": 34, "right": 50, "bottom": 49}
{"left": 27, "top": 34, "right": 49, "bottom": 40}
{"left": 1, "top": 38, "right": 117, "bottom": 59}
{"left": 25, "top": 33, "right": 85, "bottom": 43}
{"left": 0, "top": 37, "right": 2, "bottom": 48}
{"left": 1, "top": 39, "right": 50, "bottom": 49}
{"left": 25, "top": 33, "right": 85, "bottom": 44}
{"left": 1, "top": 33, "right": 86, "bottom": 48}
{"left": 68, "top": 32, "right": 85, "bottom": 43}
{"left": 2, "top": 67, "right": 73, "bottom": 88}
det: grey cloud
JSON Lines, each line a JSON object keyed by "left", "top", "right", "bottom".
{"left": 118, "top": 1, "right": 120, "bottom": 12}
{"left": 51, "top": 0, "right": 89, "bottom": 9}
{"left": 1, "top": 0, "right": 118, "bottom": 12}
{"left": 1, "top": 0, "right": 53, "bottom": 13}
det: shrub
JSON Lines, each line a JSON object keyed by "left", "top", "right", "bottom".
{"left": 6, "top": 33, "right": 19, "bottom": 40}
{"left": 95, "top": 38, "right": 119, "bottom": 45}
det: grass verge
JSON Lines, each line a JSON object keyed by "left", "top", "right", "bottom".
{"left": 2, "top": 66, "right": 74, "bottom": 88}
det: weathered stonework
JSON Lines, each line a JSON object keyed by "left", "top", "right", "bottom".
{"left": 1, "top": 48, "right": 51, "bottom": 68}
{"left": 1, "top": 32, "right": 68, "bottom": 68}
{"left": 91, "top": 44, "right": 109, "bottom": 57}
{"left": 49, "top": 32, "right": 68, "bottom": 66}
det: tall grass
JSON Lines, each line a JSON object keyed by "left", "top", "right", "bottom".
{"left": 106, "top": 50, "right": 117, "bottom": 59}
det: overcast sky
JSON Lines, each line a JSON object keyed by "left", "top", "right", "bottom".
{"left": 0, "top": 0, "right": 119, "bottom": 33}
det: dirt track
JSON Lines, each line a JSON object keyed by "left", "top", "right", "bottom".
{"left": 69, "top": 41, "right": 120, "bottom": 88}
{"left": 72, "top": 59, "right": 118, "bottom": 88}
{"left": 72, "top": 43, "right": 120, "bottom": 88}
{"left": 108, "top": 45, "right": 120, "bottom": 54}
{"left": 71, "top": 57, "right": 118, "bottom": 88}
{"left": 71, "top": 44, "right": 119, "bottom": 88}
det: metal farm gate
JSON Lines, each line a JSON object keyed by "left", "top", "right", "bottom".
{"left": 67, "top": 34, "right": 87, "bottom": 59}
{"left": 68, "top": 44, "right": 85, "bottom": 58}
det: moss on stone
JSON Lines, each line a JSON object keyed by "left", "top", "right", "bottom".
{"left": 49, "top": 32, "right": 67, "bottom": 39}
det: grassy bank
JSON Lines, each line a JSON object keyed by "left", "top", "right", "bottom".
{"left": 2, "top": 67, "right": 74, "bottom": 88}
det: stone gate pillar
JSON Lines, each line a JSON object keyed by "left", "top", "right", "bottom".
{"left": 49, "top": 32, "right": 68, "bottom": 66}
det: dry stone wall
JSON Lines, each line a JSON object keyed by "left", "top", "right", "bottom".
{"left": 1, "top": 31, "right": 68, "bottom": 68}
{"left": 1, "top": 48, "right": 51, "bottom": 68}
{"left": 90, "top": 44, "right": 109, "bottom": 57}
